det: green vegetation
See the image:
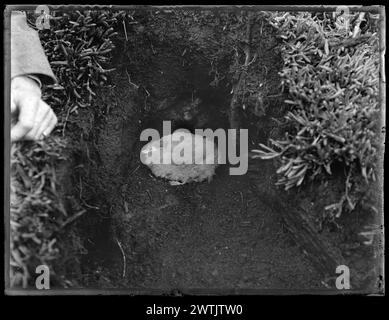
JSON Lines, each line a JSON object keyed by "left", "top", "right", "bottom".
{"left": 38, "top": 10, "right": 126, "bottom": 113}
{"left": 11, "top": 9, "right": 126, "bottom": 287}
{"left": 252, "top": 11, "right": 381, "bottom": 218}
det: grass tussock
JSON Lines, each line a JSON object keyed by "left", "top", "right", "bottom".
{"left": 10, "top": 10, "right": 126, "bottom": 287}
{"left": 252, "top": 11, "right": 381, "bottom": 218}
{"left": 10, "top": 138, "right": 68, "bottom": 287}
{"left": 37, "top": 10, "right": 126, "bottom": 114}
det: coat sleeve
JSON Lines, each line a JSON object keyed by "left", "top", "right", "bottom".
{"left": 11, "top": 11, "right": 57, "bottom": 84}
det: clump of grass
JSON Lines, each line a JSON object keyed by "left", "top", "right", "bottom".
{"left": 11, "top": 10, "right": 127, "bottom": 288}
{"left": 10, "top": 137, "right": 68, "bottom": 287}
{"left": 37, "top": 10, "right": 126, "bottom": 113}
{"left": 253, "top": 11, "right": 381, "bottom": 218}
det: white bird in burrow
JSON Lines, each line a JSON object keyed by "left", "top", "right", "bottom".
{"left": 140, "top": 129, "right": 221, "bottom": 185}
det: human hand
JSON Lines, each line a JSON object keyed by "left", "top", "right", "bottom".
{"left": 11, "top": 76, "right": 57, "bottom": 142}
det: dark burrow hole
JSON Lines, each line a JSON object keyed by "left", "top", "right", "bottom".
{"left": 139, "top": 78, "right": 232, "bottom": 135}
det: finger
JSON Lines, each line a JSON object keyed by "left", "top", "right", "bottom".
{"left": 26, "top": 100, "right": 51, "bottom": 139}
{"left": 10, "top": 96, "right": 39, "bottom": 142}
{"left": 30, "top": 111, "right": 52, "bottom": 140}
{"left": 35, "top": 110, "right": 57, "bottom": 140}
{"left": 34, "top": 111, "right": 53, "bottom": 140}
{"left": 42, "top": 112, "right": 58, "bottom": 137}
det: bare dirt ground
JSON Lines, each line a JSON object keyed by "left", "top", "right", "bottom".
{"left": 112, "top": 158, "right": 323, "bottom": 290}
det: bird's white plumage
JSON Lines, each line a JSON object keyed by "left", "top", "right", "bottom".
{"left": 140, "top": 130, "right": 219, "bottom": 184}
